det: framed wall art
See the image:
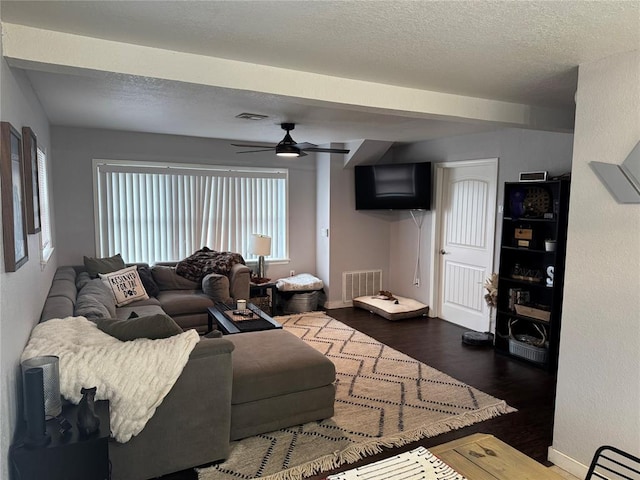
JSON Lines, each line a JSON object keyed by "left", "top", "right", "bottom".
{"left": 1, "top": 122, "right": 29, "bottom": 271}
{"left": 21, "top": 127, "right": 41, "bottom": 234}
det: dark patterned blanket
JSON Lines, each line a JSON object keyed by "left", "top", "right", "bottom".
{"left": 176, "top": 247, "right": 246, "bottom": 282}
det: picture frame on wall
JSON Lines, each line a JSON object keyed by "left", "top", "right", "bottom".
{"left": 1, "top": 122, "right": 29, "bottom": 271}
{"left": 22, "top": 126, "right": 41, "bottom": 234}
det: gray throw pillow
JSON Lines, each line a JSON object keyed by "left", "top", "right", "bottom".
{"left": 75, "top": 271, "right": 92, "bottom": 291}
{"left": 96, "top": 313, "right": 183, "bottom": 341}
{"left": 84, "top": 253, "right": 126, "bottom": 278}
{"left": 202, "top": 273, "right": 231, "bottom": 303}
{"left": 137, "top": 265, "right": 160, "bottom": 297}
{"left": 74, "top": 279, "right": 117, "bottom": 320}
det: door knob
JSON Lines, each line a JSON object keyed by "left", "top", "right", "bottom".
{"left": 440, "top": 249, "right": 449, "bottom": 255}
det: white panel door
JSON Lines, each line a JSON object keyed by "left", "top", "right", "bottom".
{"left": 437, "top": 160, "right": 497, "bottom": 331}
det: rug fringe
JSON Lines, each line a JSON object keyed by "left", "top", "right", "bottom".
{"left": 258, "top": 400, "right": 516, "bottom": 480}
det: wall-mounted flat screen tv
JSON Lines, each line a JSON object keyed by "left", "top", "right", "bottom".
{"left": 355, "top": 162, "right": 432, "bottom": 210}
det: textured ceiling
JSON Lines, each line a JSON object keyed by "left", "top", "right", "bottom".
{"left": 1, "top": 0, "right": 638, "bottom": 145}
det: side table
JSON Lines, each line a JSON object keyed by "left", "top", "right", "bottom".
{"left": 10, "top": 400, "right": 111, "bottom": 480}
{"left": 249, "top": 282, "right": 279, "bottom": 315}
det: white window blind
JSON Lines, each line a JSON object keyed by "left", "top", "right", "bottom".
{"left": 94, "top": 161, "right": 288, "bottom": 264}
{"left": 37, "top": 147, "right": 54, "bottom": 263}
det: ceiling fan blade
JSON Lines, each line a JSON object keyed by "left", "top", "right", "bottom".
{"left": 231, "top": 142, "right": 277, "bottom": 148}
{"left": 293, "top": 142, "right": 317, "bottom": 149}
{"left": 236, "top": 148, "right": 275, "bottom": 154}
{"left": 300, "top": 147, "right": 350, "bottom": 154}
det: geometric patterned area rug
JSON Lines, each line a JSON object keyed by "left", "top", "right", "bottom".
{"left": 197, "top": 312, "right": 515, "bottom": 480}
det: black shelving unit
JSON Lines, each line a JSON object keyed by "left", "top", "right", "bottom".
{"left": 495, "top": 180, "right": 570, "bottom": 371}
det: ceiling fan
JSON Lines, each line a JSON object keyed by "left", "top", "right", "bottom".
{"left": 232, "top": 123, "right": 350, "bottom": 157}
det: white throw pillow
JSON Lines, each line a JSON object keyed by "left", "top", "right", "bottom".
{"left": 99, "top": 265, "right": 149, "bottom": 307}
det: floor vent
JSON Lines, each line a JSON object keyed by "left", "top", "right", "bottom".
{"left": 342, "top": 270, "right": 383, "bottom": 304}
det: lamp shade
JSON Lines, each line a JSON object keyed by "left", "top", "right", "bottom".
{"left": 249, "top": 234, "right": 271, "bottom": 256}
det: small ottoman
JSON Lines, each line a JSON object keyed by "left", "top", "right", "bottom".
{"left": 226, "top": 329, "right": 336, "bottom": 440}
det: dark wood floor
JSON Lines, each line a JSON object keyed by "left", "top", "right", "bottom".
{"left": 161, "top": 307, "right": 557, "bottom": 479}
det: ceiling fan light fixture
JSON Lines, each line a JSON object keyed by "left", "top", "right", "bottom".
{"left": 276, "top": 126, "right": 300, "bottom": 156}
{"left": 231, "top": 122, "right": 349, "bottom": 157}
{"left": 276, "top": 144, "right": 300, "bottom": 157}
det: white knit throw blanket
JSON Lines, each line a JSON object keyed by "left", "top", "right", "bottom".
{"left": 22, "top": 317, "right": 200, "bottom": 442}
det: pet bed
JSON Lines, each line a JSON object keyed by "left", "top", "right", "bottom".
{"left": 353, "top": 295, "right": 429, "bottom": 321}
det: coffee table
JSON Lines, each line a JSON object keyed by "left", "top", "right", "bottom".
{"left": 207, "top": 302, "right": 282, "bottom": 335}
{"left": 428, "top": 433, "right": 565, "bottom": 480}
{"left": 329, "top": 433, "right": 564, "bottom": 480}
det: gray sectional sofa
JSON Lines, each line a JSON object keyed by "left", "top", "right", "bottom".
{"left": 37, "top": 264, "right": 336, "bottom": 480}
{"left": 42, "top": 260, "right": 251, "bottom": 333}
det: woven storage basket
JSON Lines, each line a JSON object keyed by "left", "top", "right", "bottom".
{"left": 508, "top": 319, "right": 548, "bottom": 364}
{"left": 508, "top": 338, "right": 548, "bottom": 363}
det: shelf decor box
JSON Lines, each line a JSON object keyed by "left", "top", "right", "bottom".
{"left": 514, "top": 304, "right": 551, "bottom": 322}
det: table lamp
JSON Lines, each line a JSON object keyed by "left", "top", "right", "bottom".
{"left": 249, "top": 234, "right": 271, "bottom": 279}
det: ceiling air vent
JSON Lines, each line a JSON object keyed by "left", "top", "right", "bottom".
{"left": 235, "top": 113, "right": 269, "bottom": 121}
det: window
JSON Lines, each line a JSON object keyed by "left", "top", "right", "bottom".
{"left": 37, "top": 147, "right": 54, "bottom": 263}
{"left": 93, "top": 160, "right": 288, "bottom": 264}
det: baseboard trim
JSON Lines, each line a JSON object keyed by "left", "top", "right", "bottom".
{"left": 323, "top": 300, "right": 351, "bottom": 309}
{"left": 548, "top": 446, "right": 589, "bottom": 479}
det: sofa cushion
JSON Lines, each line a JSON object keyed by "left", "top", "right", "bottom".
{"left": 74, "top": 278, "right": 117, "bottom": 320}
{"left": 41, "top": 296, "right": 75, "bottom": 322}
{"left": 47, "top": 277, "right": 77, "bottom": 302}
{"left": 157, "top": 290, "right": 215, "bottom": 316}
{"left": 99, "top": 266, "right": 149, "bottom": 307}
{"left": 202, "top": 273, "right": 232, "bottom": 303}
{"left": 96, "top": 313, "right": 183, "bottom": 341}
{"left": 151, "top": 265, "right": 200, "bottom": 290}
{"left": 228, "top": 329, "right": 336, "bottom": 404}
{"left": 84, "top": 253, "right": 126, "bottom": 278}
{"left": 53, "top": 266, "right": 77, "bottom": 283}
{"left": 115, "top": 304, "right": 166, "bottom": 320}
{"left": 123, "top": 296, "right": 162, "bottom": 307}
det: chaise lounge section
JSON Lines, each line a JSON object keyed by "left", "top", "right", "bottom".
{"left": 34, "top": 264, "right": 336, "bottom": 480}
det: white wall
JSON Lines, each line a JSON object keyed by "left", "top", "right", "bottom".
{"left": 326, "top": 155, "right": 392, "bottom": 307}
{"left": 389, "top": 128, "right": 574, "bottom": 305}
{"left": 0, "top": 37, "right": 55, "bottom": 480}
{"left": 50, "top": 127, "right": 317, "bottom": 281}
{"left": 550, "top": 50, "right": 640, "bottom": 476}
{"left": 316, "top": 156, "right": 331, "bottom": 298}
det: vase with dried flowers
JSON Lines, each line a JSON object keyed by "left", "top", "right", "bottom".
{"left": 461, "top": 273, "right": 497, "bottom": 346}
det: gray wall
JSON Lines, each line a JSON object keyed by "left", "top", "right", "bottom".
{"left": 325, "top": 155, "right": 391, "bottom": 307}
{"left": 0, "top": 59, "right": 55, "bottom": 479}
{"left": 551, "top": 49, "right": 640, "bottom": 476}
{"left": 387, "top": 128, "right": 574, "bottom": 304}
{"left": 50, "top": 127, "right": 317, "bottom": 281}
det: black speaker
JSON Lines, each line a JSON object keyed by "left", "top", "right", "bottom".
{"left": 23, "top": 367, "right": 50, "bottom": 447}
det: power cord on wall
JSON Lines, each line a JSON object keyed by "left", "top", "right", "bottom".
{"left": 410, "top": 210, "right": 425, "bottom": 288}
